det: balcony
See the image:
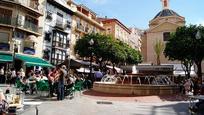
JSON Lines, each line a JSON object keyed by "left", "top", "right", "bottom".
{"left": 0, "top": 17, "right": 12, "bottom": 25}
{"left": 23, "top": 20, "right": 39, "bottom": 33}
{"left": 2, "top": 0, "right": 43, "bottom": 15}
{"left": 54, "top": 19, "right": 65, "bottom": 30}
{"left": 0, "top": 16, "right": 15, "bottom": 27}
{"left": 0, "top": 16, "right": 42, "bottom": 35}
{"left": 76, "top": 24, "right": 85, "bottom": 33}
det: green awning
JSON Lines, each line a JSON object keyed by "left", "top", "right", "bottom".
{"left": 16, "top": 54, "right": 53, "bottom": 67}
{"left": 0, "top": 52, "right": 12, "bottom": 62}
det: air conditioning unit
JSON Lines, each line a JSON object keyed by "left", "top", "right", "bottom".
{"left": 17, "top": 15, "right": 25, "bottom": 27}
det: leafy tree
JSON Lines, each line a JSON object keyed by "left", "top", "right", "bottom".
{"left": 194, "top": 25, "right": 204, "bottom": 80}
{"left": 74, "top": 33, "right": 142, "bottom": 67}
{"left": 154, "top": 40, "right": 164, "bottom": 65}
{"left": 164, "top": 25, "right": 204, "bottom": 79}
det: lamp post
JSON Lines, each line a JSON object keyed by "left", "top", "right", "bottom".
{"left": 195, "top": 30, "right": 202, "bottom": 84}
{"left": 12, "top": 28, "right": 17, "bottom": 69}
{"left": 89, "top": 39, "right": 94, "bottom": 83}
{"left": 66, "top": 48, "right": 70, "bottom": 77}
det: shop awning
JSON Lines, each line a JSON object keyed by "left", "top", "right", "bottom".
{"left": 16, "top": 54, "right": 53, "bottom": 67}
{"left": 0, "top": 52, "right": 12, "bottom": 62}
{"left": 60, "top": 58, "right": 99, "bottom": 68}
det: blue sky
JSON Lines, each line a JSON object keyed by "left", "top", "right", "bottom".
{"left": 74, "top": 0, "right": 204, "bottom": 29}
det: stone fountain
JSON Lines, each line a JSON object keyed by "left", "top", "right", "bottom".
{"left": 93, "top": 65, "right": 179, "bottom": 96}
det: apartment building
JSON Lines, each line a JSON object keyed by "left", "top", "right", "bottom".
{"left": 98, "top": 18, "right": 131, "bottom": 45}
{"left": 69, "top": 2, "right": 105, "bottom": 58}
{"left": 0, "top": 0, "right": 50, "bottom": 70}
{"left": 129, "top": 28, "right": 143, "bottom": 51}
{"left": 43, "top": 0, "right": 74, "bottom": 65}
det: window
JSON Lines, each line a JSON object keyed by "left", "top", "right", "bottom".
{"left": 46, "top": 11, "right": 52, "bottom": 21}
{"left": 51, "top": 48, "right": 66, "bottom": 65}
{"left": 25, "top": 16, "right": 38, "bottom": 32}
{"left": 0, "top": 32, "right": 9, "bottom": 43}
{"left": 56, "top": 12, "right": 63, "bottom": 25}
{"left": 0, "top": 32, "right": 10, "bottom": 51}
{"left": 0, "top": 8, "right": 12, "bottom": 25}
{"left": 16, "top": 31, "right": 24, "bottom": 39}
{"left": 43, "top": 48, "right": 51, "bottom": 61}
{"left": 163, "top": 32, "right": 170, "bottom": 41}
{"left": 52, "top": 31, "right": 68, "bottom": 49}
{"left": 45, "top": 32, "right": 51, "bottom": 42}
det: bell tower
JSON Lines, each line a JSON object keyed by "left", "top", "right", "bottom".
{"left": 161, "top": 0, "right": 169, "bottom": 9}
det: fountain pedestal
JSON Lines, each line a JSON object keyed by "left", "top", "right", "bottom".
{"left": 93, "top": 82, "right": 179, "bottom": 95}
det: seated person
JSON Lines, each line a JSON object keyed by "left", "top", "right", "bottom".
{"left": 0, "top": 89, "right": 8, "bottom": 115}
{"left": 20, "top": 77, "right": 29, "bottom": 94}
{"left": 28, "top": 73, "right": 37, "bottom": 94}
{"left": 66, "top": 76, "right": 75, "bottom": 89}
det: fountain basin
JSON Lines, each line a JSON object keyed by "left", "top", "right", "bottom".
{"left": 93, "top": 82, "right": 179, "bottom": 96}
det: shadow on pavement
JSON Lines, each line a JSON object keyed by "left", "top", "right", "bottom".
{"left": 83, "top": 90, "right": 188, "bottom": 102}
{"left": 132, "top": 102, "right": 190, "bottom": 115}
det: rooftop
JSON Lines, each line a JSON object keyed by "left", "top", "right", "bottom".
{"left": 153, "top": 9, "right": 181, "bottom": 19}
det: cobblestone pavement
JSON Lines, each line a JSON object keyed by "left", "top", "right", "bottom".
{"left": 20, "top": 91, "right": 192, "bottom": 115}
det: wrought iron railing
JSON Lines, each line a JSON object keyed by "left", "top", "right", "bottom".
{"left": 2, "top": 0, "right": 43, "bottom": 14}
{"left": 0, "top": 16, "right": 42, "bottom": 34}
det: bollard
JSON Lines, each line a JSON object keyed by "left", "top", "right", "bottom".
{"left": 35, "top": 106, "right": 38, "bottom": 115}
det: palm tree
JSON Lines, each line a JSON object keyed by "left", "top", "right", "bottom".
{"left": 154, "top": 40, "right": 164, "bottom": 65}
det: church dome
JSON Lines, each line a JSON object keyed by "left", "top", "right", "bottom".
{"left": 153, "top": 9, "right": 181, "bottom": 19}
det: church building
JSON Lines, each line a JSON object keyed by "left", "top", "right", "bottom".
{"left": 141, "top": 0, "right": 185, "bottom": 64}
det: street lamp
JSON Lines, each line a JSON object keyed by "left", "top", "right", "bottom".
{"left": 66, "top": 48, "right": 70, "bottom": 77}
{"left": 196, "top": 30, "right": 201, "bottom": 40}
{"left": 89, "top": 39, "right": 94, "bottom": 83}
{"left": 195, "top": 30, "right": 202, "bottom": 85}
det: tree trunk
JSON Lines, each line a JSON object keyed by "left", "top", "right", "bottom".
{"left": 157, "top": 55, "right": 160, "bottom": 65}
{"left": 195, "top": 60, "right": 202, "bottom": 83}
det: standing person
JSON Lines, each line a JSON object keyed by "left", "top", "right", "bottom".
{"left": 48, "top": 68, "right": 57, "bottom": 97}
{"left": 56, "top": 65, "right": 67, "bottom": 100}
{"left": 6, "top": 69, "right": 11, "bottom": 84}
{"left": 184, "top": 79, "right": 192, "bottom": 95}
{"left": 10, "top": 68, "right": 16, "bottom": 85}
{"left": 94, "top": 69, "right": 103, "bottom": 81}
{"left": 19, "top": 68, "right": 25, "bottom": 79}
{"left": 0, "top": 67, "right": 5, "bottom": 84}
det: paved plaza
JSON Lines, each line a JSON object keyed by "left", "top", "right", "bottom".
{"left": 20, "top": 91, "right": 192, "bottom": 115}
